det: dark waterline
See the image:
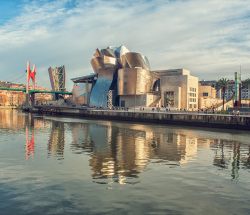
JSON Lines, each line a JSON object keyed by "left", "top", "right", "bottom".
{"left": 0, "top": 109, "right": 250, "bottom": 215}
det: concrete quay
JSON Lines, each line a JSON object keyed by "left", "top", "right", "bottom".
{"left": 24, "top": 105, "right": 250, "bottom": 130}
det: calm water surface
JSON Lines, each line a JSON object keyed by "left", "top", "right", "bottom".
{"left": 0, "top": 109, "right": 250, "bottom": 215}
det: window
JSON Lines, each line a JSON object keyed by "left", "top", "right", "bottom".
{"left": 189, "top": 87, "right": 197, "bottom": 93}
{"left": 164, "top": 91, "right": 175, "bottom": 107}
{"left": 189, "top": 92, "right": 197, "bottom": 97}
{"left": 203, "top": 92, "right": 208, "bottom": 97}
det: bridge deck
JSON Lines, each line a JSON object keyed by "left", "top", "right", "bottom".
{"left": 0, "top": 87, "right": 72, "bottom": 95}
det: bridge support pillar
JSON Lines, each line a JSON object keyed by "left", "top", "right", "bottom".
{"left": 25, "top": 94, "right": 30, "bottom": 106}
{"left": 25, "top": 93, "right": 35, "bottom": 107}
{"left": 30, "top": 93, "right": 35, "bottom": 107}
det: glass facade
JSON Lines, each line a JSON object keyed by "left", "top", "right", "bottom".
{"left": 89, "top": 77, "right": 113, "bottom": 107}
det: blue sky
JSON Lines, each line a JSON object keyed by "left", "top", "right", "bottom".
{"left": 0, "top": 0, "right": 22, "bottom": 24}
{"left": 0, "top": 0, "right": 250, "bottom": 88}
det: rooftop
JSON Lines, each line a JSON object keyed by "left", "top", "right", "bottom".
{"left": 71, "top": 74, "right": 97, "bottom": 83}
{"left": 151, "top": 68, "right": 190, "bottom": 76}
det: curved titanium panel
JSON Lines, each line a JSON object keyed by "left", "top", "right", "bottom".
{"left": 121, "top": 52, "right": 149, "bottom": 70}
{"left": 142, "top": 55, "right": 150, "bottom": 70}
{"left": 118, "top": 68, "right": 137, "bottom": 95}
{"left": 96, "top": 68, "right": 116, "bottom": 79}
{"left": 114, "top": 45, "right": 130, "bottom": 58}
{"left": 101, "top": 48, "right": 116, "bottom": 57}
{"left": 91, "top": 56, "right": 117, "bottom": 74}
{"left": 118, "top": 68, "right": 153, "bottom": 95}
{"left": 93, "top": 49, "right": 101, "bottom": 57}
{"left": 89, "top": 45, "right": 153, "bottom": 106}
{"left": 136, "top": 68, "right": 153, "bottom": 93}
{"left": 91, "top": 57, "right": 105, "bottom": 73}
{"left": 103, "top": 55, "right": 117, "bottom": 66}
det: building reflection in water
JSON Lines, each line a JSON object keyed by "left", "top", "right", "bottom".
{"left": 0, "top": 109, "right": 25, "bottom": 130}
{"left": 68, "top": 121, "right": 250, "bottom": 183}
{"left": 69, "top": 122, "right": 200, "bottom": 184}
{"left": 212, "top": 139, "right": 250, "bottom": 180}
{"left": 243, "top": 146, "right": 250, "bottom": 169}
{"left": 71, "top": 123, "right": 94, "bottom": 154}
{"left": 2, "top": 107, "right": 246, "bottom": 182}
{"left": 24, "top": 115, "right": 52, "bottom": 160}
{"left": 0, "top": 109, "right": 50, "bottom": 131}
{"left": 47, "top": 121, "right": 65, "bottom": 159}
{"left": 88, "top": 125, "right": 150, "bottom": 185}
{"left": 0, "top": 109, "right": 48, "bottom": 160}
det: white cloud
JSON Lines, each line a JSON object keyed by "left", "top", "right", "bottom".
{"left": 0, "top": 0, "right": 250, "bottom": 89}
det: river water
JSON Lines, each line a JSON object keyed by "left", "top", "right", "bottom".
{"left": 0, "top": 109, "right": 250, "bottom": 215}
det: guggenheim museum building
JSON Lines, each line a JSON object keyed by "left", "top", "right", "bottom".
{"left": 72, "top": 45, "right": 199, "bottom": 110}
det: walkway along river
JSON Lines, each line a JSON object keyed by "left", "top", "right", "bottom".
{"left": 24, "top": 105, "right": 250, "bottom": 130}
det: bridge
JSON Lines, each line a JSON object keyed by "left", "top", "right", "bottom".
{"left": 0, "top": 87, "right": 72, "bottom": 95}
{"left": 0, "top": 86, "right": 72, "bottom": 107}
{"left": 0, "top": 62, "right": 72, "bottom": 107}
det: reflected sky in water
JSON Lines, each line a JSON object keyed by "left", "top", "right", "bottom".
{"left": 0, "top": 109, "right": 250, "bottom": 215}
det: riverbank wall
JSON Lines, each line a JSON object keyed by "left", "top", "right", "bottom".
{"left": 0, "top": 106, "right": 21, "bottom": 109}
{"left": 23, "top": 105, "right": 250, "bottom": 130}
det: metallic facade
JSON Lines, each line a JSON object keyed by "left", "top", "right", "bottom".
{"left": 48, "top": 65, "right": 66, "bottom": 92}
{"left": 121, "top": 52, "right": 150, "bottom": 70}
{"left": 89, "top": 46, "right": 129, "bottom": 107}
{"left": 118, "top": 51, "right": 152, "bottom": 96}
{"left": 72, "top": 45, "right": 156, "bottom": 108}
{"left": 48, "top": 66, "right": 66, "bottom": 100}
{"left": 71, "top": 74, "right": 96, "bottom": 105}
{"left": 72, "top": 82, "right": 92, "bottom": 105}
{"left": 118, "top": 68, "right": 153, "bottom": 95}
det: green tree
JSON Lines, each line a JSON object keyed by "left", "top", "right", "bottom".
{"left": 217, "top": 78, "right": 230, "bottom": 110}
{"left": 242, "top": 78, "right": 250, "bottom": 89}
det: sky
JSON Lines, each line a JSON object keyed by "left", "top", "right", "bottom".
{"left": 0, "top": 0, "right": 250, "bottom": 89}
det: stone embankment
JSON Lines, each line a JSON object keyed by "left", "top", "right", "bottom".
{"left": 23, "top": 105, "right": 250, "bottom": 130}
